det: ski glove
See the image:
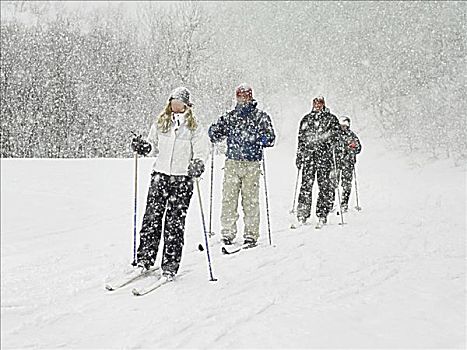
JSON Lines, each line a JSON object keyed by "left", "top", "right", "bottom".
{"left": 188, "top": 158, "right": 205, "bottom": 178}
{"left": 258, "top": 135, "right": 269, "bottom": 146}
{"left": 348, "top": 141, "right": 357, "bottom": 150}
{"left": 131, "top": 135, "right": 152, "bottom": 156}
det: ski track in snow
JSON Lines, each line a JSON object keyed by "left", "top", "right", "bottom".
{"left": 1, "top": 136, "right": 465, "bottom": 349}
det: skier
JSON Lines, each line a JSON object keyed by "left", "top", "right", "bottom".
{"left": 208, "top": 84, "right": 275, "bottom": 247}
{"left": 130, "top": 87, "right": 209, "bottom": 281}
{"left": 333, "top": 116, "right": 362, "bottom": 213}
{"left": 294, "top": 96, "right": 340, "bottom": 229}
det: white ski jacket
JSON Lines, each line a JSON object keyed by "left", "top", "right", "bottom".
{"left": 146, "top": 114, "right": 209, "bottom": 176}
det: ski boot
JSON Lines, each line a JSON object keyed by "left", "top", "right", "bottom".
{"left": 315, "top": 217, "right": 327, "bottom": 230}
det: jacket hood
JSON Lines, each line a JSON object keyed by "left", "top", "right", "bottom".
{"left": 235, "top": 99, "right": 257, "bottom": 110}
{"left": 311, "top": 106, "right": 330, "bottom": 114}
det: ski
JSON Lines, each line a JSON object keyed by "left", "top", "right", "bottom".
{"left": 221, "top": 243, "right": 257, "bottom": 255}
{"left": 221, "top": 246, "right": 242, "bottom": 254}
{"left": 105, "top": 266, "right": 159, "bottom": 291}
{"left": 132, "top": 276, "right": 173, "bottom": 296}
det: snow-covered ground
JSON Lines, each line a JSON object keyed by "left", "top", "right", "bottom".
{"left": 1, "top": 132, "right": 465, "bottom": 349}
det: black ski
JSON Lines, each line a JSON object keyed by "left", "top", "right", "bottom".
{"left": 221, "top": 243, "right": 257, "bottom": 255}
{"left": 221, "top": 246, "right": 242, "bottom": 255}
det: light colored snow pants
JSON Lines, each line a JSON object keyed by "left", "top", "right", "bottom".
{"left": 221, "top": 159, "right": 261, "bottom": 242}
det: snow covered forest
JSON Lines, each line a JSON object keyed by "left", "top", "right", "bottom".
{"left": 1, "top": 1, "right": 466, "bottom": 162}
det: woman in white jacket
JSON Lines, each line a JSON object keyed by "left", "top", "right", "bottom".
{"left": 131, "top": 87, "right": 208, "bottom": 281}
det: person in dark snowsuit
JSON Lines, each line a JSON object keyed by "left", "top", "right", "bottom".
{"left": 209, "top": 84, "right": 276, "bottom": 246}
{"left": 334, "top": 116, "right": 362, "bottom": 212}
{"left": 295, "top": 96, "right": 340, "bottom": 227}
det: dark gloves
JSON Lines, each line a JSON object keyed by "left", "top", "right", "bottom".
{"left": 348, "top": 141, "right": 358, "bottom": 151}
{"left": 259, "top": 134, "right": 275, "bottom": 147}
{"left": 188, "top": 158, "right": 205, "bottom": 178}
{"left": 209, "top": 131, "right": 221, "bottom": 144}
{"left": 208, "top": 124, "right": 225, "bottom": 144}
{"left": 131, "top": 135, "right": 152, "bottom": 156}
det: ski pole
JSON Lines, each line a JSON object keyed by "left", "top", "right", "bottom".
{"left": 332, "top": 149, "right": 345, "bottom": 226}
{"left": 209, "top": 143, "right": 215, "bottom": 237}
{"left": 290, "top": 168, "right": 300, "bottom": 214}
{"left": 132, "top": 151, "right": 138, "bottom": 266}
{"left": 353, "top": 167, "right": 362, "bottom": 211}
{"left": 262, "top": 154, "right": 272, "bottom": 245}
{"left": 195, "top": 178, "right": 218, "bottom": 282}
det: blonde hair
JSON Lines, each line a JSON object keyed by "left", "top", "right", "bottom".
{"left": 157, "top": 102, "right": 198, "bottom": 133}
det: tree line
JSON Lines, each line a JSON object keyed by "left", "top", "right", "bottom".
{"left": 1, "top": 1, "right": 465, "bottom": 164}
{"left": 1, "top": 2, "right": 241, "bottom": 158}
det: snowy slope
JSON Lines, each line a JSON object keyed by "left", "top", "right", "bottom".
{"left": 1, "top": 135, "right": 465, "bottom": 349}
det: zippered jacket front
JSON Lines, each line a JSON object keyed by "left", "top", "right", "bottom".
{"left": 208, "top": 100, "right": 276, "bottom": 161}
{"left": 296, "top": 107, "right": 340, "bottom": 165}
{"left": 146, "top": 114, "right": 209, "bottom": 176}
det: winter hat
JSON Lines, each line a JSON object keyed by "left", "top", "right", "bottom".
{"left": 235, "top": 83, "right": 253, "bottom": 100}
{"left": 340, "top": 116, "right": 351, "bottom": 127}
{"left": 169, "top": 87, "right": 192, "bottom": 107}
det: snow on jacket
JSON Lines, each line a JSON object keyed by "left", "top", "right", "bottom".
{"left": 296, "top": 107, "right": 340, "bottom": 164}
{"left": 146, "top": 112, "right": 209, "bottom": 176}
{"left": 208, "top": 100, "right": 276, "bottom": 161}
{"left": 335, "top": 128, "right": 362, "bottom": 165}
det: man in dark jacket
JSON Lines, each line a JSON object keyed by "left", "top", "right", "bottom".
{"left": 334, "top": 116, "right": 362, "bottom": 212}
{"left": 209, "top": 84, "right": 275, "bottom": 246}
{"left": 294, "top": 96, "right": 340, "bottom": 229}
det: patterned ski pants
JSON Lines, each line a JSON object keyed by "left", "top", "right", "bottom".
{"left": 337, "top": 162, "right": 354, "bottom": 206}
{"left": 297, "top": 159, "right": 334, "bottom": 220}
{"left": 137, "top": 172, "right": 193, "bottom": 275}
